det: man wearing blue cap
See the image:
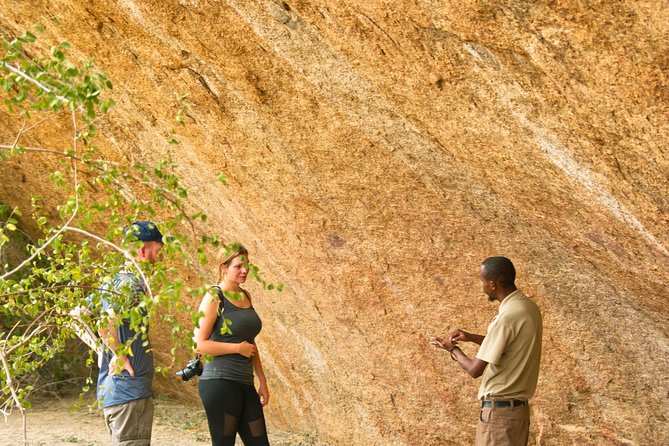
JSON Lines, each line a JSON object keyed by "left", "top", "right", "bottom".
{"left": 96, "top": 221, "right": 165, "bottom": 446}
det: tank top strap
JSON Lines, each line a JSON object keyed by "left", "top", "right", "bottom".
{"left": 210, "top": 286, "right": 226, "bottom": 313}
{"left": 211, "top": 286, "right": 251, "bottom": 309}
{"left": 241, "top": 288, "right": 252, "bottom": 305}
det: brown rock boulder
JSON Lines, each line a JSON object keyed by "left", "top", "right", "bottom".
{"left": 1, "top": 1, "right": 667, "bottom": 444}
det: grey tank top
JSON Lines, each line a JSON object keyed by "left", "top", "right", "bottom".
{"left": 200, "top": 287, "right": 262, "bottom": 385}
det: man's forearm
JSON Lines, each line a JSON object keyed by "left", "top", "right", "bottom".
{"left": 451, "top": 347, "right": 487, "bottom": 378}
{"left": 98, "top": 326, "right": 120, "bottom": 352}
{"left": 468, "top": 333, "right": 485, "bottom": 345}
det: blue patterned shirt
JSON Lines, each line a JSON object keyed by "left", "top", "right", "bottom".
{"left": 95, "top": 271, "right": 153, "bottom": 408}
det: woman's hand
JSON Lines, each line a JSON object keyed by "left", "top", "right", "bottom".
{"left": 258, "top": 381, "right": 270, "bottom": 406}
{"left": 237, "top": 341, "right": 256, "bottom": 358}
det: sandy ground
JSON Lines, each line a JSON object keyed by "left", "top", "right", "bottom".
{"left": 0, "top": 395, "right": 325, "bottom": 446}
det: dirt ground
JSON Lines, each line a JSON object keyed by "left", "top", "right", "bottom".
{"left": 0, "top": 394, "right": 326, "bottom": 446}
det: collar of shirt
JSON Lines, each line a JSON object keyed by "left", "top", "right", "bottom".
{"left": 498, "top": 289, "right": 524, "bottom": 315}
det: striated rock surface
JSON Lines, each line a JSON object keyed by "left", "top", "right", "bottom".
{"left": 1, "top": 1, "right": 668, "bottom": 445}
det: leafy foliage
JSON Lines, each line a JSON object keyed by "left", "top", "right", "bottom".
{"left": 0, "top": 25, "right": 280, "bottom": 432}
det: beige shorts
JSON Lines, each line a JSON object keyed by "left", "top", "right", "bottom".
{"left": 103, "top": 397, "right": 154, "bottom": 446}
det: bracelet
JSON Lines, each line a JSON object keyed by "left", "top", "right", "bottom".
{"left": 450, "top": 347, "right": 460, "bottom": 361}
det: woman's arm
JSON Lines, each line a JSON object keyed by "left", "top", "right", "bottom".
{"left": 193, "top": 291, "right": 255, "bottom": 357}
{"left": 252, "top": 342, "right": 270, "bottom": 406}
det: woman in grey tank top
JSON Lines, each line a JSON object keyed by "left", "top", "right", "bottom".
{"left": 194, "top": 244, "right": 270, "bottom": 446}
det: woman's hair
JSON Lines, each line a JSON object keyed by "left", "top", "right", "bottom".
{"left": 216, "top": 243, "right": 248, "bottom": 283}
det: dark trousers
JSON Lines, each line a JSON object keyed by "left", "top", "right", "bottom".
{"left": 199, "top": 379, "right": 269, "bottom": 446}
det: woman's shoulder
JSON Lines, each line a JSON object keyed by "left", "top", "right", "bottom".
{"left": 200, "top": 286, "right": 224, "bottom": 308}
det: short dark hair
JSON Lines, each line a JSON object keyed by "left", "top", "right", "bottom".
{"left": 481, "top": 257, "right": 516, "bottom": 287}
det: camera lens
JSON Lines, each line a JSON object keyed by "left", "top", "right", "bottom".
{"left": 176, "top": 357, "right": 203, "bottom": 382}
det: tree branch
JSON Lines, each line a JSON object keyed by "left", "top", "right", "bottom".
{"left": 0, "top": 204, "right": 78, "bottom": 281}
{"left": 0, "top": 347, "right": 26, "bottom": 441}
{"left": 0, "top": 283, "right": 125, "bottom": 300}
{"left": 0, "top": 116, "right": 82, "bottom": 281}
{"left": 1, "top": 61, "right": 69, "bottom": 104}
{"left": 10, "top": 115, "right": 27, "bottom": 149}
{"left": 0, "top": 144, "right": 119, "bottom": 167}
{"left": 63, "top": 226, "right": 153, "bottom": 302}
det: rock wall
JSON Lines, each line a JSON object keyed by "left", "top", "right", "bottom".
{"left": 1, "top": 1, "right": 668, "bottom": 444}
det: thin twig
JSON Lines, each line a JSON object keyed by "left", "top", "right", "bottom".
{"left": 3, "top": 308, "right": 56, "bottom": 356}
{"left": 10, "top": 115, "right": 27, "bottom": 149}
{"left": 21, "top": 109, "right": 67, "bottom": 134}
{"left": 140, "top": 180, "right": 196, "bottom": 235}
{"left": 0, "top": 124, "right": 82, "bottom": 281}
{"left": 1, "top": 61, "right": 69, "bottom": 104}
{"left": 5, "top": 324, "right": 50, "bottom": 356}
{"left": 0, "top": 348, "right": 26, "bottom": 443}
{"left": 0, "top": 205, "right": 78, "bottom": 281}
{"left": 85, "top": 86, "right": 128, "bottom": 127}
{"left": 71, "top": 109, "right": 79, "bottom": 211}
{"left": 0, "top": 283, "right": 125, "bottom": 300}
{"left": 3, "top": 319, "right": 24, "bottom": 345}
{"left": 0, "top": 219, "right": 74, "bottom": 282}
{"left": 0, "top": 144, "right": 120, "bottom": 169}
{"left": 63, "top": 226, "right": 153, "bottom": 302}
{"left": 28, "top": 376, "right": 87, "bottom": 394}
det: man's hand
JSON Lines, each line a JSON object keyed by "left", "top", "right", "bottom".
{"left": 449, "top": 329, "right": 470, "bottom": 343}
{"left": 449, "top": 329, "right": 485, "bottom": 345}
{"left": 109, "top": 354, "right": 135, "bottom": 377}
{"left": 430, "top": 336, "right": 457, "bottom": 351}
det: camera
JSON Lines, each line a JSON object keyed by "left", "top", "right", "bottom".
{"left": 176, "top": 357, "right": 203, "bottom": 381}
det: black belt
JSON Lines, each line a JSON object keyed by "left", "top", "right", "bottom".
{"left": 481, "top": 399, "right": 527, "bottom": 408}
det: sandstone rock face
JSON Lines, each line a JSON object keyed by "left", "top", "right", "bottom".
{"left": 1, "top": 1, "right": 667, "bottom": 445}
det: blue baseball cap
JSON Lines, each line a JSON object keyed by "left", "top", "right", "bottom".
{"left": 124, "top": 221, "right": 165, "bottom": 244}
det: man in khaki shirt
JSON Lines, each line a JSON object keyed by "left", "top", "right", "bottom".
{"left": 431, "top": 257, "right": 543, "bottom": 446}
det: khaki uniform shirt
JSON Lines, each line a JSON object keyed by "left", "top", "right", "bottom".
{"left": 476, "top": 290, "right": 542, "bottom": 401}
